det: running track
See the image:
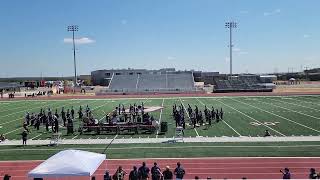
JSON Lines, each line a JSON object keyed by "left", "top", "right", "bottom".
{"left": 1, "top": 157, "right": 320, "bottom": 179}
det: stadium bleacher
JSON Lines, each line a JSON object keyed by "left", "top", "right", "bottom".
{"left": 108, "top": 74, "right": 138, "bottom": 91}
{"left": 108, "top": 72, "right": 196, "bottom": 92}
{"left": 214, "top": 79, "right": 273, "bottom": 92}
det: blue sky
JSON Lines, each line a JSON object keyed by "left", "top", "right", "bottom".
{"left": 0, "top": 0, "right": 319, "bottom": 77}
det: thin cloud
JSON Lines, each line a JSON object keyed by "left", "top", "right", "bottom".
{"left": 167, "top": 56, "right": 176, "bottom": 60}
{"left": 63, "top": 37, "right": 95, "bottom": 45}
{"left": 233, "top": 48, "right": 241, "bottom": 52}
{"left": 264, "top": 9, "right": 281, "bottom": 16}
{"left": 225, "top": 57, "right": 230, "bottom": 63}
{"left": 303, "top": 34, "right": 310, "bottom": 38}
{"left": 232, "top": 47, "right": 248, "bottom": 55}
{"left": 239, "top": 51, "right": 249, "bottom": 55}
{"left": 240, "top": 10, "right": 249, "bottom": 14}
{"left": 121, "top": 19, "right": 127, "bottom": 25}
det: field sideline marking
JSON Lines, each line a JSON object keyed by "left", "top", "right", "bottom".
{"left": 156, "top": 98, "right": 165, "bottom": 138}
{"left": 256, "top": 99, "right": 320, "bottom": 120}
{"left": 179, "top": 98, "right": 200, "bottom": 137}
{"left": 269, "top": 97, "right": 320, "bottom": 112}
{"left": 215, "top": 99, "right": 286, "bottom": 137}
{"left": 196, "top": 98, "right": 242, "bottom": 136}
{"left": 1, "top": 94, "right": 319, "bottom": 103}
{"left": 2, "top": 144, "right": 320, "bottom": 152}
{"left": 232, "top": 98, "right": 320, "bottom": 133}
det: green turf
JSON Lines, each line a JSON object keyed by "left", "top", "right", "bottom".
{"left": 1, "top": 95, "right": 320, "bottom": 140}
{"left": 1, "top": 141, "right": 320, "bottom": 160}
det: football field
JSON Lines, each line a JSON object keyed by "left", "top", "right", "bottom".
{"left": 1, "top": 95, "right": 320, "bottom": 140}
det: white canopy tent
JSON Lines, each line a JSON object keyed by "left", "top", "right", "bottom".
{"left": 28, "top": 149, "right": 106, "bottom": 179}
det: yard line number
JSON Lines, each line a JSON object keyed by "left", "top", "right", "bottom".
{"left": 250, "top": 121, "right": 280, "bottom": 126}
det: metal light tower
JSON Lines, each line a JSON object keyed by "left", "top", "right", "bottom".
{"left": 67, "top": 25, "right": 79, "bottom": 92}
{"left": 225, "top": 21, "right": 237, "bottom": 76}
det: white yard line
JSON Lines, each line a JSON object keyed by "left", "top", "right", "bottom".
{"left": 270, "top": 98, "right": 320, "bottom": 111}
{"left": 215, "top": 99, "right": 286, "bottom": 136}
{"left": 196, "top": 98, "right": 241, "bottom": 136}
{"left": 156, "top": 98, "right": 165, "bottom": 138}
{"left": 3, "top": 127, "right": 23, "bottom": 135}
{"left": 0, "top": 100, "right": 80, "bottom": 126}
{"left": 232, "top": 98, "right": 320, "bottom": 134}
{"left": 30, "top": 133, "right": 42, "bottom": 140}
{"left": 0, "top": 101, "right": 43, "bottom": 113}
{"left": 2, "top": 100, "right": 84, "bottom": 136}
{"left": 179, "top": 98, "right": 200, "bottom": 137}
{"left": 256, "top": 99, "right": 320, "bottom": 120}
{"left": 291, "top": 97, "right": 320, "bottom": 106}
{"left": 0, "top": 100, "right": 69, "bottom": 118}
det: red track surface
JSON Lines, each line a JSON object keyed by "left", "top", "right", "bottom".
{"left": 1, "top": 158, "right": 319, "bottom": 179}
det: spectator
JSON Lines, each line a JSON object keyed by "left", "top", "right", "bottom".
{"left": 151, "top": 162, "right": 162, "bottom": 180}
{"left": 264, "top": 129, "right": 271, "bottom": 137}
{"left": 138, "top": 162, "right": 150, "bottom": 180}
{"left": 309, "top": 168, "right": 318, "bottom": 179}
{"left": 21, "top": 130, "right": 28, "bottom": 146}
{"left": 129, "top": 166, "right": 139, "bottom": 180}
{"left": 3, "top": 174, "right": 11, "bottom": 180}
{"left": 174, "top": 162, "right": 185, "bottom": 180}
{"left": 280, "top": 168, "right": 291, "bottom": 179}
{"left": 104, "top": 170, "right": 111, "bottom": 180}
{"left": 0, "top": 134, "right": 5, "bottom": 142}
{"left": 163, "top": 166, "right": 173, "bottom": 180}
{"left": 194, "top": 176, "right": 199, "bottom": 180}
{"left": 113, "top": 166, "right": 126, "bottom": 180}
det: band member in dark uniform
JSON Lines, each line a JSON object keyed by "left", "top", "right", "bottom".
{"left": 71, "top": 106, "right": 75, "bottom": 119}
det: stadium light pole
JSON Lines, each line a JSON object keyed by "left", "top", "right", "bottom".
{"left": 225, "top": 21, "right": 237, "bottom": 76}
{"left": 67, "top": 25, "right": 79, "bottom": 93}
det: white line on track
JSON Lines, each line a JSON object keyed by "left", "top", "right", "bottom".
{"left": 179, "top": 98, "right": 200, "bottom": 137}
{"left": 1, "top": 156, "right": 320, "bottom": 163}
{"left": 232, "top": 98, "right": 320, "bottom": 133}
{"left": 156, "top": 98, "right": 165, "bottom": 138}
{"left": 215, "top": 99, "right": 286, "bottom": 136}
{"left": 196, "top": 98, "right": 242, "bottom": 136}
